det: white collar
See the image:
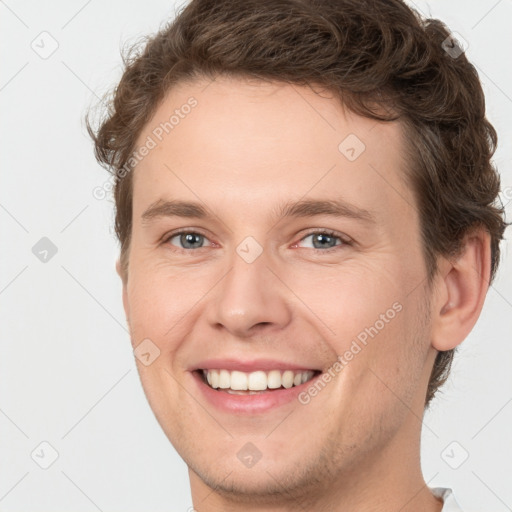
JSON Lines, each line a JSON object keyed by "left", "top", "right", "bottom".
{"left": 431, "top": 487, "right": 464, "bottom": 511}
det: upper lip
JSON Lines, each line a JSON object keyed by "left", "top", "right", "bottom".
{"left": 190, "top": 358, "right": 321, "bottom": 372}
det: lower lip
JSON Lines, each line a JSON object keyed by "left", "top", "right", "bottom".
{"left": 190, "top": 370, "right": 322, "bottom": 414}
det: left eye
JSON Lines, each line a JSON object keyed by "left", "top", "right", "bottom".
{"left": 296, "top": 231, "right": 346, "bottom": 251}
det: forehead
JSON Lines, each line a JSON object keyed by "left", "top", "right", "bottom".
{"left": 131, "top": 76, "right": 415, "bottom": 225}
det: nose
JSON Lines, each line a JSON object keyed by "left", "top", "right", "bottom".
{"left": 206, "top": 245, "right": 292, "bottom": 339}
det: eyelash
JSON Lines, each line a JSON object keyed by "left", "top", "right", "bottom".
{"left": 297, "top": 229, "right": 352, "bottom": 253}
{"left": 162, "top": 229, "right": 352, "bottom": 254}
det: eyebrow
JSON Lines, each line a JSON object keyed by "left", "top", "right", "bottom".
{"left": 141, "top": 198, "right": 376, "bottom": 225}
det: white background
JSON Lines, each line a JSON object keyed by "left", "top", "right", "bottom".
{"left": 1, "top": 0, "right": 511, "bottom": 510}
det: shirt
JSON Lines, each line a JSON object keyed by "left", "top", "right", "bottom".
{"left": 432, "top": 487, "right": 463, "bottom": 511}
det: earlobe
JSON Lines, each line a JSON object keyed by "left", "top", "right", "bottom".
{"left": 115, "top": 258, "right": 122, "bottom": 279}
{"left": 116, "top": 258, "right": 130, "bottom": 326}
{"left": 430, "top": 229, "right": 491, "bottom": 352}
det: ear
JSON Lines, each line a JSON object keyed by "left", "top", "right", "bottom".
{"left": 116, "top": 258, "right": 130, "bottom": 326}
{"left": 431, "top": 227, "right": 492, "bottom": 351}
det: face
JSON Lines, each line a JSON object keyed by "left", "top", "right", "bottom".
{"left": 121, "top": 76, "right": 438, "bottom": 505}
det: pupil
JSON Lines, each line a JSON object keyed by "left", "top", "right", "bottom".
{"left": 182, "top": 233, "right": 203, "bottom": 249}
{"left": 313, "top": 233, "right": 335, "bottom": 249}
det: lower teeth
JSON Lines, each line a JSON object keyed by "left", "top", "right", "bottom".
{"left": 225, "top": 389, "right": 266, "bottom": 395}
{"left": 223, "top": 388, "right": 279, "bottom": 395}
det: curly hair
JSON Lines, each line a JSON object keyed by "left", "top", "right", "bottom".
{"left": 86, "top": 0, "right": 509, "bottom": 407}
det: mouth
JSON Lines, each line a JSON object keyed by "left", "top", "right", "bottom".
{"left": 195, "top": 368, "right": 322, "bottom": 395}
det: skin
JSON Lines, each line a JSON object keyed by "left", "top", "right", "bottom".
{"left": 117, "top": 76, "right": 490, "bottom": 511}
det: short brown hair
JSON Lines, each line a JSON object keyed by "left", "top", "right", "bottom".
{"left": 87, "top": 0, "right": 509, "bottom": 407}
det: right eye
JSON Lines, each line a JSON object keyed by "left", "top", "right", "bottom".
{"left": 163, "top": 230, "right": 213, "bottom": 251}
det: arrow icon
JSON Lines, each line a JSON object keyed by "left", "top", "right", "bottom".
{"left": 134, "top": 338, "right": 161, "bottom": 366}
{"left": 32, "top": 237, "right": 58, "bottom": 262}
{"left": 31, "top": 441, "right": 59, "bottom": 469}
{"left": 236, "top": 236, "right": 263, "bottom": 263}
{"left": 339, "top": 134, "right": 365, "bottom": 161}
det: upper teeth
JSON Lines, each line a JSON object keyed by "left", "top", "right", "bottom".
{"left": 203, "top": 369, "right": 316, "bottom": 391}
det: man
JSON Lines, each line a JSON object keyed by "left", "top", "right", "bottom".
{"left": 87, "top": 0, "right": 508, "bottom": 510}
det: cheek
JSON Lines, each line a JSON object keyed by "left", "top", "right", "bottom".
{"left": 289, "top": 259, "right": 408, "bottom": 341}
{"left": 340, "top": 295, "right": 430, "bottom": 423}
{"left": 326, "top": 303, "right": 428, "bottom": 451}
{"left": 126, "top": 265, "right": 204, "bottom": 342}
{"left": 294, "top": 260, "right": 427, "bottom": 397}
